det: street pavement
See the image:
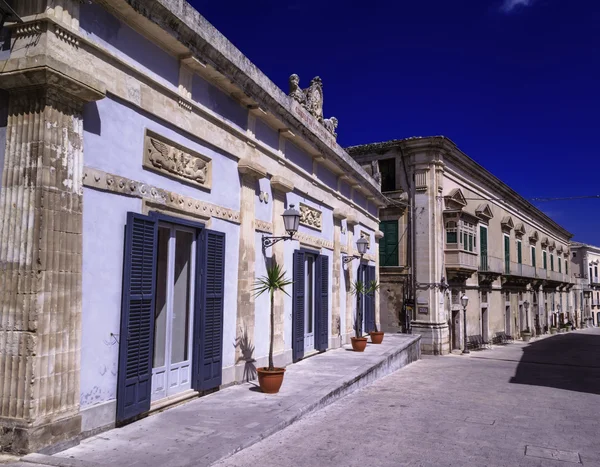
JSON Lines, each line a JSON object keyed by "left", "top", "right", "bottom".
{"left": 214, "top": 328, "right": 600, "bottom": 467}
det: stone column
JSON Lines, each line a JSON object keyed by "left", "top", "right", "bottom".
{"left": 270, "top": 176, "right": 294, "bottom": 356}
{"left": 0, "top": 68, "right": 104, "bottom": 452}
{"left": 345, "top": 215, "right": 358, "bottom": 339}
{"left": 332, "top": 209, "right": 347, "bottom": 348}
{"left": 235, "top": 160, "right": 266, "bottom": 368}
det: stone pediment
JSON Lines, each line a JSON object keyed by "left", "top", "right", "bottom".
{"left": 288, "top": 74, "right": 338, "bottom": 139}
{"left": 144, "top": 129, "right": 212, "bottom": 190}
{"left": 548, "top": 240, "right": 556, "bottom": 251}
{"left": 475, "top": 203, "right": 493, "bottom": 221}
{"left": 444, "top": 189, "right": 467, "bottom": 210}
{"left": 501, "top": 216, "right": 514, "bottom": 230}
{"left": 529, "top": 231, "right": 539, "bottom": 243}
{"left": 514, "top": 223, "right": 526, "bottom": 236}
{"left": 541, "top": 237, "right": 549, "bottom": 247}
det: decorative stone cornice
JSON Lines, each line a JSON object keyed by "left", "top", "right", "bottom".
{"left": 270, "top": 175, "right": 294, "bottom": 193}
{"left": 501, "top": 216, "right": 515, "bottom": 231}
{"left": 375, "top": 230, "right": 384, "bottom": 240}
{"left": 475, "top": 203, "right": 493, "bottom": 221}
{"left": 293, "top": 231, "right": 334, "bottom": 251}
{"left": 288, "top": 74, "right": 338, "bottom": 139}
{"left": 238, "top": 159, "right": 267, "bottom": 180}
{"left": 83, "top": 167, "right": 240, "bottom": 224}
{"left": 333, "top": 208, "right": 347, "bottom": 220}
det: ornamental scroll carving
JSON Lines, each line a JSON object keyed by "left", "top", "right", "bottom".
{"left": 299, "top": 203, "right": 322, "bottom": 231}
{"left": 288, "top": 74, "right": 338, "bottom": 139}
{"left": 144, "top": 129, "right": 212, "bottom": 190}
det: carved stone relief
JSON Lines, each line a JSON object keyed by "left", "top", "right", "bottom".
{"left": 144, "top": 129, "right": 212, "bottom": 190}
{"left": 299, "top": 202, "right": 323, "bottom": 231}
{"left": 288, "top": 74, "right": 338, "bottom": 139}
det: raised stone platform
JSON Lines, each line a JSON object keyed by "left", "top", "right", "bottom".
{"left": 14, "top": 334, "right": 420, "bottom": 467}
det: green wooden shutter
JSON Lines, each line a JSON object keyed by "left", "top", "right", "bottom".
{"left": 517, "top": 242, "right": 522, "bottom": 264}
{"left": 504, "top": 235, "right": 510, "bottom": 273}
{"left": 479, "top": 226, "right": 488, "bottom": 271}
{"left": 551, "top": 254, "right": 554, "bottom": 271}
{"left": 531, "top": 247, "right": 536, "bottom": 268}
{"left": 558, "top": 257, "right": 562, "bottom": 273}
{"left": 379, "top": 221, "right": 398, "bottom": 267}
{"left": 543, "top": 251, "right": 547, "bottom": 269}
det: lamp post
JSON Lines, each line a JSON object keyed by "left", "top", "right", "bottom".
{"left": 523, "top": 300, "right": 530, "bottom": 331}
{"left": 461, "top": 294, "right": 469, "bottom": 354}
{"left": 261, "top": 204, "right": 300, "bottom": 250}
{"left": 343, "top": 236, "right": 369, "bottom": 264}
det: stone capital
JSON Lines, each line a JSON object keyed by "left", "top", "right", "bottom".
{"left": 346, "top": 215, "right": 358, "bottom": 227}
{"left": 0, "top": 59, "right": 106, "bottom": 103}
{"left": 332, "top": 208, "right": 347, "bottom": 220}
{"left": 238, "top": 159, "right": 267, "bottom": 180}
{"left": 270, "top": 175, "right": 294, "bottom": 193}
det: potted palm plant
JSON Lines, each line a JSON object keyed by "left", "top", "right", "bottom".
{"left": 252, "top": 263, "right": 292, "bottom": 394}
{"left": 349, "top": 279, "right": 380, "bottom": 351}
{"left": 367, "top": 280, "right": 384, "bottom": 344}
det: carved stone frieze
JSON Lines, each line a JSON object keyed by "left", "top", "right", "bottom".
{"left": 255, "top": 219, "right": 274, "bottom": 234}
{"left": 144, "top": 129, "right": 212, "bottom": 190}
{"left": 293, "top": 231, "right": 334, "bottom": 251}
{"left": 288, "top": 74, "right": 338, "bottom": 139}
{"left": 83, "top": 167, "right": 239, "bottom": 223}
{"left": 299, "top": 202, "right": 322, "bottom": 231}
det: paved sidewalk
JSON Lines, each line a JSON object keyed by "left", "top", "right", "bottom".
{"left": 11, "top": 334, "right": 420, "bottom": 467}
{"left": 214, "top": 328, "right": 600, "bottom": 467}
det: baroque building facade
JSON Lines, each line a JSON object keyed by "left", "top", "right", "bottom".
{"left": 0, "top": 0, "right": 386, "bottom": 453}
{"left": 349, "top": 137, "right": 575, "bottom": 355}
{"left": 570, "top": 242, "right": 600, "bottom": 327}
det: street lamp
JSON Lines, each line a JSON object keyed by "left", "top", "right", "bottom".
{"left": 461, "top": 294, "right": 469, "bottom": 354}
{"left": 523, "top": 300, "right": 530, "bottom": 331}
{"left": 343, "top": 236, "right": 370, "bottom": 264}
{"left": 261, "top": 204, "right": 300, "bottom": 250}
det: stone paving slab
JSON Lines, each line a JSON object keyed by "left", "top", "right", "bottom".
{"left": 212, "top": 328, "right": 600, "bottom": 467}
{"left": 15, "top": 334, "right": 419, "bottom": 467}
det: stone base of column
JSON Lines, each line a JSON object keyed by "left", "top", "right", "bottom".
{"left": 411, "top": 321, "right": 450, "bottom": 355}
{"left": 0, "top": 413, "right": 81, "bottom": 455}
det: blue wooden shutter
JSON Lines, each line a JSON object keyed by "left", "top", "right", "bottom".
{"left": 356, "top": 264, "right": 366, "bottom": 335}
{"left": 315, "top": 255, "right": 329, "bottom": 352}
{"left": 116, "top": 213, "right": 157, "bottom": 423}
{"left": 365, "top": 265, "right": 376, "bottom": 333}
{"left": 194, "top": 229, "right": 225, "bottom": 391}
{"left": 292, "top": 251, "right": 305, "bottom": 362}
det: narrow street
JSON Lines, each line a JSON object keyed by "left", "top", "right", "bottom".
{"left": 215, "top": 329, "right": 600, "bottom": 467}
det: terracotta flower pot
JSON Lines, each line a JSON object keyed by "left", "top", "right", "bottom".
{"left": 257, "top": 367, "right": 286, "bottom": 394}
{"left": 369, "top": 331, "right": 384, "bottom": 344}
{"left": 550, "top": 327, "right": 557, "bottom": 334}
{"left": 351, "top": 337, "right": 368, "bottom": 352}
{"left": 521, "top": 332, "right": 532, "bottom": 342}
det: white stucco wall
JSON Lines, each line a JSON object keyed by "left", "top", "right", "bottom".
{"left": 83, "top": 96, "right": 241, "bottom": 212}
{"left": 81, "top": 187, "right": 141, "bottom": 408}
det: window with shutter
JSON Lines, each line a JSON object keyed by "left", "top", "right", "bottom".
{"left": 194, "top": 229, "right": 225, "bottom": 391}
{"left": 558, "top": 257, "right": 562, "bottom": 273}
{"left": 479, "top": 226, "right": 488, "bottom": 271}
{"left": 550, "top": 254, "right": 554, "bottom": 271}
{"left": 365, "top": 265, "right": 376, "bottom": 333}
{"left": 379, "top": 220, "right": 399, "bottom": 266}
{"left": 504, "top": 235, "right": 510, "bottom": 274}
{"left": 117, "top": 213, "right": 158, "bottom": 424}
{"left": 292, "top": 251, "right": 306, "bottom": 362}
{"left": 315, "top": 255, "right": 329, "bottom": 351}
{"left": 543, "top": 251, "right": 547, "bottom": 269}
{"left": 531, "top": 246, "right": 536, "bottom": 268}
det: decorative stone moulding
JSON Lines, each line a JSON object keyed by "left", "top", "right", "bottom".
{"left": 144, "top": 129, "right": 212, "bottom": 190}
{"left": 293, "top": 231, "right": 334, "bottom": 251}
{"left": 375, "top": 230, "right": 384, "bottom": 240}
{"left": 299, "top": 202, "right": 323, "bottom": 231}
{"left": 83, "top": 167, "right": 240, "bottom": 224}
{"left": 53, "top": 23, "right": 79, "bottom": 48}
{"left": 475, "top": 203, "right": 493, "bottom": 221}
{"left": 346, "top": 215, "right": 359, "bottom": 227}
{"left": 360, "top": 230, "right": 370, "bottom": 239}
{"left": 255, "top": 220, "right": 274, "bottom": 234}
{"left": 238, "top": 159, "right": 267, "bottom": 179}
{"left": 288, "top": 74, "right": 338, "bottom": 138}
{"left": 332, "top": 208, "right": 347, "bottom": 220}
{"left": 501, "top": 216, "right": 515, "bottom": 230}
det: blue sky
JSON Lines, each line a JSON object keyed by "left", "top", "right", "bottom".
{"left": 192, "top": 0, "right": 600, "bottom": 243}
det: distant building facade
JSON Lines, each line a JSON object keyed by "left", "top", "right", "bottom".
{"left": 570, "top": 242, "right": 600, "bottom": 327}
{"left": 0, "top": 0, "right": 385, "bottom": 453}
{"left": 349, "top": 137, "right": 575, "bottom": 354}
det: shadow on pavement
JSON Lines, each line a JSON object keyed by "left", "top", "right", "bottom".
{"left": 510, "top": 331, "right": 600, "bottom": 395}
